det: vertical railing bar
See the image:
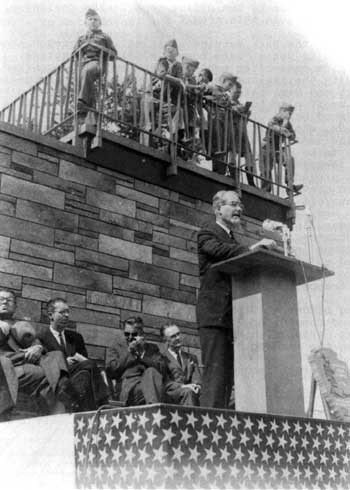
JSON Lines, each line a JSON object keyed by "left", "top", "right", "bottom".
{"left": 38, "top": 76, "right": 48, "bottom": 133}
{"left": 121, "top": 62, "right": 129, "bottom": 123}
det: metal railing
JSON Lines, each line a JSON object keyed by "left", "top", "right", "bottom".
{"left": 0, "top": 43, "right": 295, "bottom": 198}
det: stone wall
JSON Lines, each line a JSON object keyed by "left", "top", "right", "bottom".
{"left": 0, "top": 123, "right": 270, "bottom": 364}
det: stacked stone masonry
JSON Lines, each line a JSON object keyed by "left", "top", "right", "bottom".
{"left": 0, "top": 125, "right": 274, "bottom": 365}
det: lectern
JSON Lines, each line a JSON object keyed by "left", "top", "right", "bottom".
{"left": 212, "top": 249, "right": 333, "bottom": 417}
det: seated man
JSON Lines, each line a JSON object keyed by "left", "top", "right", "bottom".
{"left": 73, "top": 9, "right": 117, "bottom": 115}
{"left": 160, "top": 324, "right": 201, "bottom": 406}
{"left": 106, "top": 317, "right": 166, "bottom": 406}
{"left": 38, "top": 298, "right": 108, "bottom": 412}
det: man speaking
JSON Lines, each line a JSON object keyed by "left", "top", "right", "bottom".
{"left": 197, "top": 190, "right": 276, "bottom": 408}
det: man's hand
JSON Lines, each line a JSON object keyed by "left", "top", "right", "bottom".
{"left": 23, "top": 344, "right": 43, "bottom": 364}
{"left": 67, "top": 353, "right": 87, "bottom": 366}
{"left": 249, "top": 238, "right": 277, "bottom": 252}
{"left": 182, "top": 383, "right": 201, "bottom": 394}
{"left": 128, "top": 336, "right": 145, "bottom": 358}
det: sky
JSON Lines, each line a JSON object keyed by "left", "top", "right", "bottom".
{"left": 1, "top": 0, "right": 350, "bottom": 416}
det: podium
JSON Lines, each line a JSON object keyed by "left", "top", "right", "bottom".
{"left": 212, "top": 249, "right": 334, "bottom": 417}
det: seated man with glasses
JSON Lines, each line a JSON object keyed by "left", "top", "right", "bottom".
{"left": 106, "top": 317, "right": 166, "bottom": 406}
{"left": 196, "top": 190, "right": 277, "bottom": 409}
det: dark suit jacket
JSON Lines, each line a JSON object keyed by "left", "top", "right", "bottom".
{"left": 197, "top": 221, "right": 248, "bottom": 328}
{"left": 106, "top": 340, "right": 166, "bottom": 403}
{"left": 37, "top": 327, "right": 88, "bottom": 358}
{"left": 161, "top": 347, "right": 201, "bottom": 391}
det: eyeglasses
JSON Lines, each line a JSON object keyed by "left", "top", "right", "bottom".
{"left": 225, "top": 201, "right": 244, "bottom": 210}
{"left": 0, "top": 297, "right": 14, "bottom": 303}
{"left": 124, "top": 332, "right": 138, "bottom": 339}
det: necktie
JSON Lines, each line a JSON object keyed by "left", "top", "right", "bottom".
{"left": 58, "top": 331, "right": 66, "bottom": 354}
{"left": 177, "top": 351, "right": 183, "bottom": 370}
{"left": 229, "top": 230, "right": 235, "bottom": 240}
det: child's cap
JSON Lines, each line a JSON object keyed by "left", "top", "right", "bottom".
{"left": 85, "top": 8, "right": 99, "bottom": 18}
{"left": 182, "top": 57, "right": 200, "bottom": 70}
{"left": 164, "top": 39, "right": 179, "bottom": 52}
{"left": 219, "top": 72, "right": 237, "bottom": 84}
{"left": 279, "top": 102, "right": 295, "bottom": 112}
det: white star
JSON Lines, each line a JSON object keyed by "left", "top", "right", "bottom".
{"left": 243, "top": 463, "right": 254, "bottom": 480}
{"left": 316, "top": 423, "right": 324, "bottom": 435}
{"left": 266, "top": 433, "right": 275, "bottom": 448}
{"left": 293, "top": 466, "right": 302, "bottom": 480}
{"left": 164, "top": 463, "right": 177, "bottom": 480}
{"left": 301, "top": 436, "right": 309, "bottom": 449}
{"left": 189, "top": 445, "right": 200, "bottom": 463}
{"left": 327, "top": 424, "right": 335, "bottom": 436}
{"left": 343, "top": 453, "right": 350, "bottom": 465}
{"left": 138, "top": 411, "right": 148, "bottom": 428}
{"left": 199, "top": 463, "right": 211, "bottom": 479}
{"left": 162, "top": 427, "right": 176, "bottom": 444}
{"left": 286, "top": 451, "right": 293, "bottom": 464}
{"left": 270, "top": 419, "right": 279, "bottom": 432}
{"left": 197, "top": 428, "right": 207, "bottom": 444}
{"left": 244, "top": 416, "right": 254, "bottom": 431}
{"left": 297, "top": 451, "right": 305, "bottom": 464}
{"left": 88, "top": 449, "right": 96, "bottom": 464}
{"left": 332, "top": 452, "right": 339, "bottom": 465}
{"left": 111, "top": 413, "right": 122, "bottom": 429}
{"left": 154, "top": 444, "right": 167, "bottom": 463}
{"left": 125, "top": 412, "right": 135, "bottom": 427}
{"left": 229, "top": 414, "right": 240, "bottom": 429}
{"left": 257, "top": 466, "right": 266, "bottom": 479}
{"left": 111, "top": 446, "right": 122, "bottom": 463}
{"left": 212, "top": 429, "right": 222, "bottom": 445}
{"left": 323, "top": 437, "right": 332, "bottom": 450}
{"left": 95, "top": 465, "right": 104, "bottom": 481}
{"left": 201, "top": 412, "right": 212, "bottom": 428}
{"left": 248, "top": 447, "right": 258, "bottom": 463}
{"left": 220, "top": 445, "right": 230, "bottom": 462}
{"left": 180, "top": 427, "right": 191, "bottom": 444}
{"left": 282, "top": 420, "right": 290, "bottom": 432}
{"left": 261, "top": 449, "right": 270, "bottom": 463}
{"left": 239, "top": 430, "right": 250, "bottom": 446}
{"left": 183, "top": 463, "right": 194, "bottom": 479}
{"left": 253, "top": 432, "right": 262, "bottom": 446}
{"left": 335, "top": 438, "right": 342, "bottom": 451}
{"left": 216, "top": 413, "right": 226, "bottom": 429}
{"left": 204, "top": 446, "right": 216, "bottom": 462}
{"left": 74, "top": 433, "right": 80, "bottom": 448}
{"left": 316, "top": 466, "right": 325, "bottom": 481}
{"left": 345, "top": 439, "right": 350, "bottom": 451}
{"left": 77, "top": 450, "right": 85, "bottom": 464}
{"left": 308, "top": 450, "right": 317, "bottom": 465}
{"left": 186, "top": 411, "right": 198, "bottom": 427}
{"left": 118, "top": 430, "right": 128, "bottom": 445}
{"left": 124, "top": 446, "right": 134, "bottom": 463}
{"left": 104, "top": 429, "right": 114, "bottom": 446}
{"left": 152, "top": 409, "right": 166, "bottom": 426}
{"left": 304, "top": 421, "right": 313, "bottom": 434}
{"left": 133, "top": 465, "right": 143, "bottom": 483}
{"left": 132, "top": 428, "right": 143, "bottom": 445}
{"left": 99, "top": 415, "right": 108, "bottom": 431}
{"left": 328, "top": 467, "right": 337, "bottom": 480}
{"left": 173, "top": 445, "right": 184, "bottom": 462}
{"left": 340, "top": 468, "right": 348, "bottom": 480}
{"left": 230, "top": 463, "right": 240, "bottom": 478}
{"left": 76, "top": 417, "right": 85, "bottom": 432}
{"left": 338, "top": 425, "right": 345, "bottom": 437}
{"left": 138, "top": 446, "right": 148, "bottom": 464}
{"left": 146, "top": 464, "right": 157, "bottom": 482}
{"left": 107, "top": 466, "right": 116, "bottom": 480}
{"left": 98, "top": 447, "right": 109, "bottom": 464}
{"left": 281, "top": 466, "right": 290, "bottom": 479}
{"left": 119, "top": 465, "right": 129, "bottom": 481}
{"left": 145, "top": 429, "right": 157, "bottom": 445}
{"left": 270, "top": 466, "right": 278, "bottom": 480}
{"left": 313, "top": 436, "right": 321, "bottom": 450}
{"left": 294, "top": 421, "right": 302, "bottom": 433}
{"left": 278, "top": 434, "right": 287, "bottom": 449}
{"left": 273, "top": 450, "right": 283, "bottom": 464}
{"left": 320, "top": 452, "right": 328, "bottom": 465}
{"left": 289, "top": 435, "right": 298, "bottom": 449}
{"left": 304, "top": 466, "right": 313, "bottom": 480}
{"left": 82, "top": 433, "right": 89, "bottom": 448}
{"left": 226, "top": 430, "right": 236, "bottom": 445}
{"left": 234, "top": 446, "right": 244, "bottom": 462}
{"left": 257, "top": 418, "right": 267, "bottom": 431}
{"left": 87, "top": 417, "right": 94, "bottom": 430}
{"left": 215, "top": 463, "right": 226, "bottom": 479}
{"left": 92, "top": 431, "right": 101, "bottom": 446}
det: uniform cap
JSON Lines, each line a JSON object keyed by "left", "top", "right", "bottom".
{"left": 182, "top": 56, "right": 200, "bottom": 69}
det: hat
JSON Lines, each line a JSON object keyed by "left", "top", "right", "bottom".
{"left": 279, "top": 102, "right": 295, "bottom": 112}
{"left": 85, "top": 9, "right": 99, "bottom": 18}
{"left": 219, "top": 72, "right": 237, "bottom": 84}
{"left": 11, "top": 321, "right": 36, "bottom": 348}
{"left": 182, "top": 57, "right": 200, "bottom": 70}
{"left": 164, "top": 39, "right": 178, "bottom": 52}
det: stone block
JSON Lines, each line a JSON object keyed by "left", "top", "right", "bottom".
{"left": 170, "top": 247, "right": 198, "bottom": 264}
{"left": 129, "top": 261, "right": 179, "bottom": 289}
{"left": 0, "top": 236, "right": 10, "bottom": 258}
{"left": 134, "top": 180, "right": 170, "bottom": 199}
{"left": 0, "top": 258, "right": 52, "bottom": 281}
{"left": 79, "top": 216, "right": 134, "bottom": 241}
{"left": 77, "top": 323, "right": 119, "bottom": 347}
{"left": 14, "top": 297, "right": 42, "bottom": 322}
{"left": 116, "top": 184, "right": 159, "bottom": 208}
{"left": 100, "top": 210, "right": 152, "bottom": 235}
{"left": 180, "top": 273, "right": 200, "bottom": 289}
{"left": 168, "top": 202, "right": 206, "bottom": 228}
{"left": 16, "top": 199, "right": 78, "bottom": 232}
{"left": 2, "top": 175, "right": 64, "bottom": 209}
{"left": 9, "top": 252, "right": 53, "bottom": 269}
{"left": 170, "top": 218, "right": 200, "bottom": 231}
{"left": 99, "top": 235, "right": 152, "bottom": 263}
{"left": 33, "top": 171, "right": 85, "bottom": 198}
{"left": 186, "top": 240, "right": 197, "bottom": 254}
{"left": 0, "top": 165, "right": 33, "bottom": 181}
{"left": 59, "top": 160, "right": 115, "bottom": 192}
{"left": 11, "top": 239, "right": 74, "bottom": 264}
{"left": 0, "top": 133, "right": 37, "bottom": 155}
{"left": 86, "top": 188, "right": 135, "bottom": 218}
{"left": 70, "top": 307, "right": 120, "bottom": 328}
{"left": 152, "top": 254, "right": 198, "bottom": 276}
{"left": 0, "top": 214, "right": 54, "bottom": 245}
{"left": 153, "top": 231, "right": 186, "bottom": 250}
{"left": 142, "top": 295, "right": 196, "bottom": 323}
{"left": 136, "top": 208, "right": 169, "bottom": 228}
{"left": 22, "top": 277, "right": 85, "bottom": 295}
{"left": 76, "top": 248, "right": 129, "bottom": 272}
{"left": 22, "top": 284, "right": 85, "bottom": 307}
{"left": 54, "top": 263, "right": 112, "bottom": 292}
{"left": 87, "top": 291, "right": 141, "bottom": 312}
{"left": 0, "top": 152, "right": 11, "bottom": 167}
{"left": 86, "top": 304, "right": 121, "bottom": 315}
{"left": 113, "top": 276, "right": 160, "bottom": 297}
{"left": 12, "top": 151, "right": 57, "bottom": 175}
{"left": 160, "top": 287, "right": 196, "bottom": 305}
{"left": 54, "top": 230, "right": 98, "bottom": 250}
{"left": 0, "top": 271, "right": 22, "bottom": 290}
{"left": 86, "top": 345, "right": 106, "bottom": 361}
{"left": 38, "top": 151, "right": 59, "bottom": 164}
{"left": 0, "top": 198, "right": 15, "bottom": 216}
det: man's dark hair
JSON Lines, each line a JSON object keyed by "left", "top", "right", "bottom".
{"left": 201, "top": 68, "right": 213, "bottom": 82}
{"left": 124, "top": 316, "right": 144, "bottom": 331}
{"left": 47, "top": 297, "right": 68, "bottom": 315}
{"left": 160, "top": 324, "right": 178, "bottom": 339}
{"left": 233, "top": 80, "right": 242, "bottom": 89}
{"left": 0, "top": 288, "right": 16, "bottom": 302}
